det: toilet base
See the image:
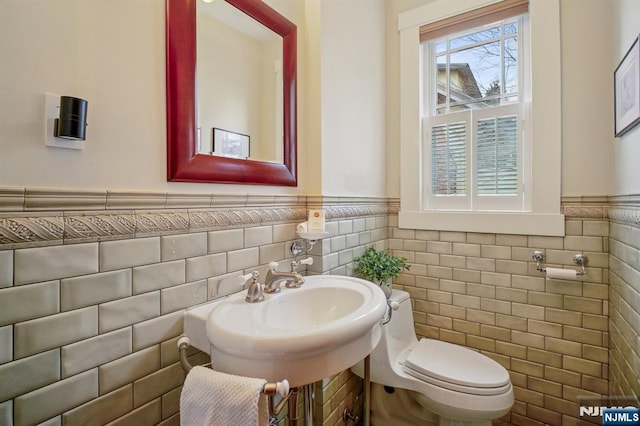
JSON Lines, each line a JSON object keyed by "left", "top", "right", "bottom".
{"left": 370, "top": 383, "right": 437, "bottom": 426}
{"left": 370, "top": 383, "right": 493, "bottom": 426}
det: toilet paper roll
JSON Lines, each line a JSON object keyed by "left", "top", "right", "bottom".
{"left": 545, "top": 267, "right": 577, "bottom": 280}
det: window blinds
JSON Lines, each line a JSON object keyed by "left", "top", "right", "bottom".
{"left": 431, "top": 121, "right": 468, "bottom": 195}
{"left": 419, "top": 0, "right": 528, "bottom": 43}
{"left": 475, "top": 115, "right": 518, "bottom": 195}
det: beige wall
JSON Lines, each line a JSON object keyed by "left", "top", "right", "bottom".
{"left": 560, "top": 0, "right": 615, "bottom": 196}
{"left": 611, "top": 0, "right": 640, "bottom": 195}
{"left": 303, "top": 0, "right": 388, "bottom": 197}
{"left": 385, "top": 0, "right": 435, "bottom": 198}
{"left": 318, "top": 0, "right": 387, "bottom": 197}
{"left": 0, "top": 0, "right": 165, "bottom": 191}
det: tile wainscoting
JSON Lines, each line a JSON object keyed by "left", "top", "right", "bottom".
{"left": 0, "top": 189, "right": 393, "bottom": 426}
{"left": 607, "top": 199, "right": 640, "bottom": 407}
{"left": 0, "top": 188, "right": 638, "bottom": 426}
{"left": 388, "top": 200, "right": 611, "bottom": 425}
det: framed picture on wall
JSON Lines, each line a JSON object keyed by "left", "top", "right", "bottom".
{"left": 614, "top": 34, "right": 640, "bottom": 137}
{"left": 212, "top": 128, "right": 250, "bottom": 159}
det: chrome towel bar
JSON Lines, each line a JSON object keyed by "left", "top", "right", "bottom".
{"left": 177, "top": 336, "right": 291, "bottom": 418}
{"left": 177, "top": 337, "right": 289, "bottom": 397}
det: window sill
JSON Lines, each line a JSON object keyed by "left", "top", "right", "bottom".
{"left": 398, "top": 210, "right": 565, "bottom": 236}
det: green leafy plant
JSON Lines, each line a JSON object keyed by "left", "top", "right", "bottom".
{"left": 353, "top": 247, "right": 411, "bottom": 284}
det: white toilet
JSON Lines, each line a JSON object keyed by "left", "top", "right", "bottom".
{"left": 352, "top": 290, "right": 514, "bottom": 426}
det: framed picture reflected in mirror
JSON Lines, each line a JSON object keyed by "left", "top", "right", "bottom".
{"left": 213, "top": 127, "right": 250, "bottom": 159}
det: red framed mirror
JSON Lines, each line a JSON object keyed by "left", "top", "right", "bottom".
{"left": 166, "top": 0, "right": 297, "bottom": 185}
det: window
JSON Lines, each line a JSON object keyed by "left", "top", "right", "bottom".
{"left": 398, "top": 0, "right": 564, "bottom": 236}
{"left": 424, "top": 16, "right": 527, "bottom": 212}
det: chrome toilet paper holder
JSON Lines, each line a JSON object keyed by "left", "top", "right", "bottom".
{"left": 532, "top": 251, "right": 587, "bottom": 276}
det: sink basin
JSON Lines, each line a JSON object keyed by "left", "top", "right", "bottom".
{"left": 204, "top": 275, "right": 386, "bottom": 387}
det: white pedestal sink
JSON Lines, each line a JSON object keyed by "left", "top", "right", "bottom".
{"left": 183, "top": 275, "right": 387, "bottom": 387}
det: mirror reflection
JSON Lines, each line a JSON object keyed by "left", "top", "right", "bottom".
{"left": 196, "top": 0, "right": 283, "bottom": 164}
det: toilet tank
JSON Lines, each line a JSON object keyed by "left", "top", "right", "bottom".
{"left": 351, "top": 289, "right": 419, "bottom": 384}
{"left": 384, "top": 290, "right": 420, "bottom": 357}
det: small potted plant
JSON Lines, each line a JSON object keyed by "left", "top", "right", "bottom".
{"left": 353, "top": 247, "right": 411, "bottom": 299}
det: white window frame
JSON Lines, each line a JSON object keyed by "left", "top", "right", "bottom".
{"left": 398, "top": 0, "right": 564, "bottom": 236}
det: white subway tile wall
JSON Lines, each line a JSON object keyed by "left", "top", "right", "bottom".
{"left": 609, "top": 221, "right": 640, "bottom": 402}
{"left": 0, "top": 281, "right": 59, "bottom": 325}
{"left": 13, "top": 307, "right": 98, "bottom": 360}
{"left": 60, "top": 270, "right": 131, "bottom": 311}
{"left": 0, "top": 198, "right": 391, "bottom": 426}
{"left": 0, "top": 250, "right": 13, "bottom": 287}
{"left": 98, "top": 345, "right": 160, "bottom": 395}
{"left": 0, "top": 195, "right": 638, "bottom": 426}
{"left": 14, "top": 243, "right": 99, "bottom": 285}
{"left": 160, "top": 233, "right": 207, "bottom": 263}
{"left": 100, "top": 238, "right": 161, "bottom": 272}
{"left": 0, "top": 349, "right": 60, "bottom": 402}
{"left": 0, "top": 326, "right": 13, "bottom": 365}
{"left": 14, "top": 368, "right": 98, "bottom": 426}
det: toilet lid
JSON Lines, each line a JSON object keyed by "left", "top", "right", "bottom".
{"left": 403, "top": 339, "right": 510, "bottom": 390}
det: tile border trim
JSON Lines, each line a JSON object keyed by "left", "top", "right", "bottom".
{"left": 605, "top": 194, "right": 640, "bottom": 226}
{"left": 0, "top": 189, "right": 395, "bottom": 249}
{"left": 0, "top": 208, "right": 311, "bottom": 249}
{"left": 608, "top": 207, "right": 640, "bottom": 226}
{"left": 1, "top": 188, "right": 639, "bottom": 248}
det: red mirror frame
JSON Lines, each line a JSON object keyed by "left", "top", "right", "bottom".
{"left": 166, "top": 0, "right": 297, "bottom": 186}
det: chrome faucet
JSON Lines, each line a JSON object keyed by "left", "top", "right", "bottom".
{"left": 264, "top": 262, "right": 304, "bottom": 293}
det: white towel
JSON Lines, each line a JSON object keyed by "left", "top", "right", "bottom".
{"left": 180, "top": 366, "right": 268, "bottom": 426}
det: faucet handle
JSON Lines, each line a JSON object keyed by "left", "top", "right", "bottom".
{"left": 291, "top": 256, "right": 313, "bottom": 272}
{"left": 268, "top": 261, "right": 279, "bottom": 271}
{"left": 245, "top": 271, "right": 264, "bottom": 303}
{"left": 242, "top": 272, "right": 256, "bottom": 285}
